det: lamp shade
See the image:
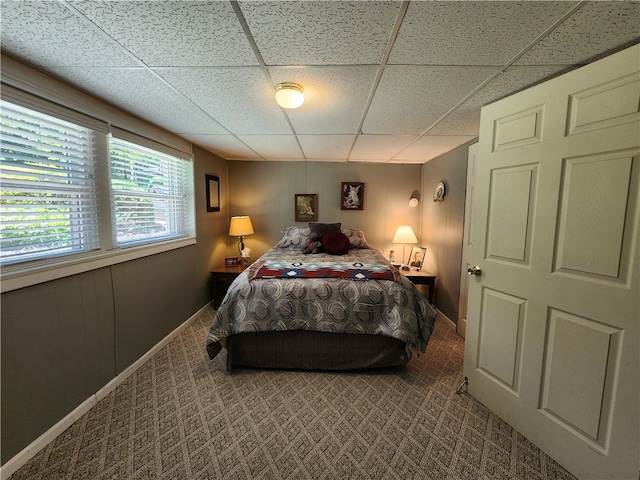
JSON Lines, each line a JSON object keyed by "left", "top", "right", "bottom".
{"left": 229, "top": 216, "right": 254, "bottom": 237}
{"left": 275, "top": 83, "right": 304, "bottom": 109}
{"left": 392, "top": 225, "right": 418, "bottom": 244}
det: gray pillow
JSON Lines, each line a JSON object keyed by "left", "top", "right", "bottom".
{"left": 275, "top": 226, "right": 310, "bottom": 248}
{"left": 342, "top": 228, "right": 370, "bottom": 248}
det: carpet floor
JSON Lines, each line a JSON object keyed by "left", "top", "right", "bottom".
{"left": 9, "top": 306, "right": 577, "bottom": 479}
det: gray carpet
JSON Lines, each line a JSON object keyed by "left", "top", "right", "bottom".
{"left": 9, "top": 306, "right": 577, "bottom": 479}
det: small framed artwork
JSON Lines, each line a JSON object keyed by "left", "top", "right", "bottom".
{"left": 295, "top": 194, "right": 318, "bottom": 222}
{"left": 434, "top": 181, "right": 445, "bottom": 202}
{"left": 225, "top": 257, "right": 239, "bottom": 267}
{"left": 341, "top": 182, "right": 364, "bottom": 210}
{"left": 206, "top": 174, "right": 220, "bottom": 212}
{"left": 408, "top": 246, "right": 427, "bottom": 270}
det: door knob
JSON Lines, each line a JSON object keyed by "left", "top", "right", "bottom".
{"left": 467, "top": 266, "right": 482, "bottom": 276}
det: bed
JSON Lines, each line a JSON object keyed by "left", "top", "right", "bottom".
{"left": 206, "top": 224, "right": 437, "bottom": 371}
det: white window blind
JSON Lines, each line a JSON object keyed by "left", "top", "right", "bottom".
{"left": 109, "top": 136, "right": 194, "bottom": 246}
{"left": 0, "top": 100, "right": 99, "bottom": 265}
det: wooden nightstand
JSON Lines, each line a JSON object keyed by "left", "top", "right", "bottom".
{"left": 400, "top": 269, "right": 436, "bottom": 304}
{"left": 210, "top": 265, "right": 246, "bottom": 309}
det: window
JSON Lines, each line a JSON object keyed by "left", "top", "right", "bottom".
{"left": 109, "top": 137, "right": 194, "bottom": 246}
{"left": 0, "top": 101, "right": 99, "bottom": 265}
{"left": 0, "top": 99, "right": 195, "bottom": 281}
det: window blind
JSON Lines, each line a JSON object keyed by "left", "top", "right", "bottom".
{"left": 0, "top": 100, "right": 99, "bottom": 264}
{"left": 109, "top": 136, "right": 194, "bottom": 246}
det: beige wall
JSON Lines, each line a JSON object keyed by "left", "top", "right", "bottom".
{"left": 420, "top": 140, "right": 475, "bottom": 323}
{"left": 227, "top": 161, "right": 424, "bottom": 261}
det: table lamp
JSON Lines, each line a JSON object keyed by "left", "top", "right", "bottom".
{"left": 229, "top": 216, "right": 254, "bottom": 257}
{"left": 392, "top": 225, "right": 418, "bottom": 267}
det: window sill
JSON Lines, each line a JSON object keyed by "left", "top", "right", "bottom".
{"left": 1, "top": 237, "right": 197, "bottom": 293}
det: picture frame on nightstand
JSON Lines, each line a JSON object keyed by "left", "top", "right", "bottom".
{"left": 225, "top": 257, "right": 239, "bottom": 267}
{"left": 408, "top": 246, "right": 427, "bottom": 270}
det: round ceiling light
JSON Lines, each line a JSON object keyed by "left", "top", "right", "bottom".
{"left": 275, "top": 82, "right": 304, "bottom": 109}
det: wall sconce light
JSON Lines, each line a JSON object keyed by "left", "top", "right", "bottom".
{"left": 229, "top": 216, "right": 254, "bottom": 257}
{"left": 275, "top": 82, "right": 305, "bottom": 109}
{"left": 392, "top": 225, "right": 418, "bottom": 267}
{"left": 409, "top": 190, "right": 420, "bottom": 207}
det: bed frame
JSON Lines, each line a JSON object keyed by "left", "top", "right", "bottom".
{"left": 223, "top": 330, "right": 409, "bottom": 372}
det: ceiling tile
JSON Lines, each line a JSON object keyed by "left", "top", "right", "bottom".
{"left": 363, "top": 66, "right": 497, "bottom": 135}
{"left": 46, "top": 67, "right": 228, "bottom": 135}
{"left": 180, "top": 135, "right": 261, "bottom": 161}
{"left": 69, "top": 0, "right": 257, "bottom": 67}
{"left": 2, "top": 0, "right": 636, "bottom": 164}
{"left": 394, "top": 136, "right": 476, "bottom": 163}
{"left": 298, "top": 135, "right": 355, "bottom": 160}
{"left": 156, "top": 67, "right": 291, "bottom": 135}
{"left": 350, "top": 135, "right": 416, "bottom": 162}
{"left": 0, "top": 0, "right": 137, "bottom": 67}
{"left": 389, "top": 1, "right": 578, "bottom": 66}
{"left": 428, "top": 65, "right": 569, "bottom": 136}
{"left": 270, "top": 66, "right": 378, "bottom": 134}
{"left": 239, "top": 0, "right": 401, "bottom": 65}
{"left": 237, "top": 135, "right": 304, "bottom": 160}
{"left": 516, "top": 2, "right": 640, "bottom": 66}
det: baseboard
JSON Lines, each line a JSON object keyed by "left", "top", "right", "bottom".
{"left": 457, "top": 318, "right": 467, "bottom": 339}
{"left": 435, "top": 307, "right": 456, "bottom": 331}
{"left": 0, "top": 303, "right": 210, "bottom": 480}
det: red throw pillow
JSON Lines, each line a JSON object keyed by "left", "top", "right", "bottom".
{"left": 322, "top": 231, "right": 351, "bottom": 255}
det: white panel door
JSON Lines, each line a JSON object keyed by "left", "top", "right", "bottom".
{"left": 464, "top": 44, "right": 639, "bottom": 480}
{"left": 458, "top": 142, "right": 478, "bottom": 339}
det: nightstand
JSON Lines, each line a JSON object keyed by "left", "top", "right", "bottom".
{"left": 210, "top": 265, "right": 246, "bottom": 309}
{"left": 400, "top": 269, "right": 436, "bottom": 304}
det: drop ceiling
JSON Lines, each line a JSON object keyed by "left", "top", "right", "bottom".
{"left": 1, "top": 1, "right": 638, "bottom": 163}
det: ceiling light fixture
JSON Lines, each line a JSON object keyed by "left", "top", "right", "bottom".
{"left": 275, "top": 82, "right": 304, "bottom": 109}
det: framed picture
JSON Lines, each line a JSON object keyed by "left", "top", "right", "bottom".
{"left": 408, "top": 246, "right": 427, "bottom": 270}
{"left": 206, "top": 174, "right": 220, "bottom": 212}
{"left": 295, "top": 194, "right": 318, "bottom": 222}
{"left": 341, "top": 182, "right": 364, "bottom": 210}
{"left": 225, "top": 257, "right": 239, "bottom": 267}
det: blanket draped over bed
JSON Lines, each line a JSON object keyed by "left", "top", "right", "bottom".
{"left": 206, "top": 246, "right": 437, "bottom": 362}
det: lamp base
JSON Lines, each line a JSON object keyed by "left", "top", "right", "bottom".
{"left": 238, "top": 236, "right": 245, "bottom": 257}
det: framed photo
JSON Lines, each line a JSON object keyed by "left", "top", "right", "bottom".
{"left": 408, "top": 246, "right": 427, "bottom": 270}
{"left": 206, "top": 174, "right": 220, "bottom": 212}
{"left": 295, "top": 194, "right": 318, "bottom": 222}
{"left": 341, "top": 182, "right": 364, "bottom": 210}
{"left": 225, "top": 257, "right": 239, "bottom": 267}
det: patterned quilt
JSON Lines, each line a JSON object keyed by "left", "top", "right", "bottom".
{"left": 249, "top": 259, "right": 400, "bottom": 282}
{"left": 206, "top": 246, "right": 436, "bottom": 359}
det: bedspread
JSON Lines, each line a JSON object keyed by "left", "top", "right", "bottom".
{"left": 206, "top": 246, "right": 436, "bottom": 359}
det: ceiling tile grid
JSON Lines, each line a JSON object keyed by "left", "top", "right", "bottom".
{"left": 393, "top": 135, "right": 477, "bottom": 163}
{"left": 156, "top": 66, "right": 291, "bottom": 135}
{"left": 237, "top": 134, "right": 304, "bottom": 160}
{"left": 426, "top": 65, "right": 570, "bottom": 136}
{"left": 0, "top": 0, "right": 137, "bottom": 67}
{"left": 1, "top": 0, "right": 638, "bottom": 164}
{"left": 514, "top": 2, "right": 640, "bottom": 65}
{"left": 238, "top": 0, "right": 402, "bottom": 66}
{"left": 269, "top": 66, "right": 379, "bottom": 135}
{"left": 298, "top": 135, "right": 357, "bottom": 161}
{"left": 350, "top": 134, "right": 417, "bottom": 162}
{"left": 182, "top": 134, "right": 262, "bottom": 161}
{"left": 363, "top": 65, "right": 499, "bottom": 135}
{"left": 388, "top": 1, "right": 580, "bottom": 66}
{"left": 68, "top": 0, "right": 258, "bottom": 67}
{"left": 46, "top": 66, "right": 229, "bottom": 136}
